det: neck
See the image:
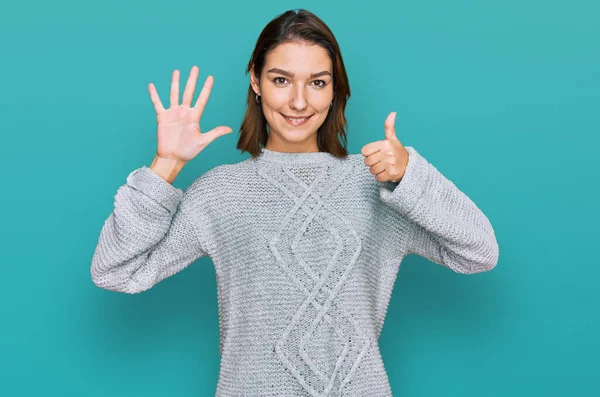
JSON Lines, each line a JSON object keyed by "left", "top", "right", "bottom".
{"left": 264, "top": 131, "right": 320, "bottom": 154}
{"left": 256, "top": 147, "right": 341, "bottom": 165}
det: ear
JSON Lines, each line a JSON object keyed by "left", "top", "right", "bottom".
{"left": 250, "top": 64, "right": 260, "bottom": 95}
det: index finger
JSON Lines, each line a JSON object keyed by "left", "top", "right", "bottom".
{"left": 193, "top": 75, "right": 214, "bottom": 115}
{"left": 148, "top": 83, "right": 165, "bottom": 114}
{"left": 360, "top": 140, "right": 386, "bottom": 157}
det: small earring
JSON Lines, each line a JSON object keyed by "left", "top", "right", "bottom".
{"left": 256, "top": 93, "right": 261, "bottom": 104}
{"left": 329, "top": 102, "right": 333, "bottom": 109}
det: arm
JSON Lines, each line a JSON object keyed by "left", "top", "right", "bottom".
{"left": 90, "top": 166, "right": 210, "bottom": 294}
{"left": 379, "top": 146, "right": 499, "bottom": 274}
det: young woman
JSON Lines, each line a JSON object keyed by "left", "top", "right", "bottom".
{"left": 91, "top": 9, "right": 499, "bottom": 397}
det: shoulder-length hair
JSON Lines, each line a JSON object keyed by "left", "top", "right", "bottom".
{"left": 237, "top": 9, "right": 351, "bottom": 159}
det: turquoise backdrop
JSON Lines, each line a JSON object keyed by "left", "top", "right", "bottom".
{"left": 1, "top": 0, "right": 598, "bottom": 395}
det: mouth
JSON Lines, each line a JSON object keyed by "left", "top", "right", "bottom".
{"left": 280, "top": 113, "right": 313, "bottom": 126}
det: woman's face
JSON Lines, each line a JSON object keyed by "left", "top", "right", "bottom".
{"left": 251, "top": 41, "right": 334, "bottom": 152}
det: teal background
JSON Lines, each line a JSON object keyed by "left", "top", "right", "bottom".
{"left": 1, "top": 0, "right": 598, "bottom": 395}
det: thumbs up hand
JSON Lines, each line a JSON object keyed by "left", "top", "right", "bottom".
{"left": 360, "top": 112, "right": 410, "bottom": 183}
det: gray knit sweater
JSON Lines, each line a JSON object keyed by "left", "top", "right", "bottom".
{"left": 91, "top": 146, "right": 498, "bottom": 396}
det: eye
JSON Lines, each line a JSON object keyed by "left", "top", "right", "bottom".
{"left": 272, "top": 77, "right": 288, "bottom": 85}
{"left": 312, "top": 80, "right": 327, "bottom": 88}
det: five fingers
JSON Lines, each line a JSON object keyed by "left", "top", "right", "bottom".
{"left": 147, "top": 66, "right": 214, "bottom": 115}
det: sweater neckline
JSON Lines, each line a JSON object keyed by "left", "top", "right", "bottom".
{"left": 257, "top": 147, "right": 339, "bottom": 164}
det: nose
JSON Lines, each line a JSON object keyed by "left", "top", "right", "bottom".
{"left": 290, "top": 86, "right": 308, "bottom": 111}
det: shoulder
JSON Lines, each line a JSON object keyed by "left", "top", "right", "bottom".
{"left": 346, "top": 152, "right": 365, "bottom": 168}
{"left": 185, "top": 163, "right": 231, "bottom": 193}
{"left": 345, "top": 152, "right": 377, "bottom": 183}
{"left": 182, "top": 158, "right": 255, "bottom": 202}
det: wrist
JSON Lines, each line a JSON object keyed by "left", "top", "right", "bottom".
{"left": 150, "top": 155, "right": 186, "bottom": 184}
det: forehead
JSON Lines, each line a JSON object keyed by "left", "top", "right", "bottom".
{"left": 265, "top": 42, "right": 332, "bottom": 75}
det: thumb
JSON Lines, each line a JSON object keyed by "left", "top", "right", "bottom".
{"left": 204, "top": 126, "right": 233, "bottom": 144}
{"left": 384, "top": 112, "right": 398, "bottom": 141}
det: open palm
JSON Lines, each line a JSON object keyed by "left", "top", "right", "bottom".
{"left": 148, "top": 66, "right": 232, "bottom": 162}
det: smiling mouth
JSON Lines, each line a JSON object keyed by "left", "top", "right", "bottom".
{"left": 281, "top": 113, "right": 314, "bottom": 120}
{"left": 281, "top": 113, "right": 313, "bottom": 127}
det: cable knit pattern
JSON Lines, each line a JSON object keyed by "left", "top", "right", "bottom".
{"left": 91, "top": 146, "right": 498, "bottom": 396}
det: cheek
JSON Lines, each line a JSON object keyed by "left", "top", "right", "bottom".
{"left": 262, "top": 90, "right": 287, "bottom": 109}
{"left": 314, "top": 92, "right": 334, "bottom": 111}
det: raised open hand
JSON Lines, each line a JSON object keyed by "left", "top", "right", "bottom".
{"left": 148, "top": 66, "right": 232, "bottom": 163}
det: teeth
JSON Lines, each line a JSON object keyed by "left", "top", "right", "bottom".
{"left": 285, "top": 116, "right": 308, "bottom": 122}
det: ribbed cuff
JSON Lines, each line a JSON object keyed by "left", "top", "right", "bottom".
{"left": 378, "top": 146, "right": 431, "bottom": 215}
{"left": 126, "top": 166, "right": 183, "bottom": 215}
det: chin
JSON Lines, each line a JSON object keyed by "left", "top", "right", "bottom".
{"left": 270, "top": 124, "right": 315, "bottom": 142}
{"left": 280, "top": 131, "right": 315, "bottom": 142}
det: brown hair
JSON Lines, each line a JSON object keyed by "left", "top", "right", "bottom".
{"left": 237, "top": 9, "right": 351, "bottom": 159}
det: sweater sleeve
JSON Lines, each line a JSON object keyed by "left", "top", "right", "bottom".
{"left": 90, "top": 166, "right": 210, "bottom": 294}
{"left": 378, "top": 146, "right": 499, "bottom": 274}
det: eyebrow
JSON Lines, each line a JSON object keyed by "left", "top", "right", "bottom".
{"left": 266, "top": 68, "right": 331, "bottom": 78}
